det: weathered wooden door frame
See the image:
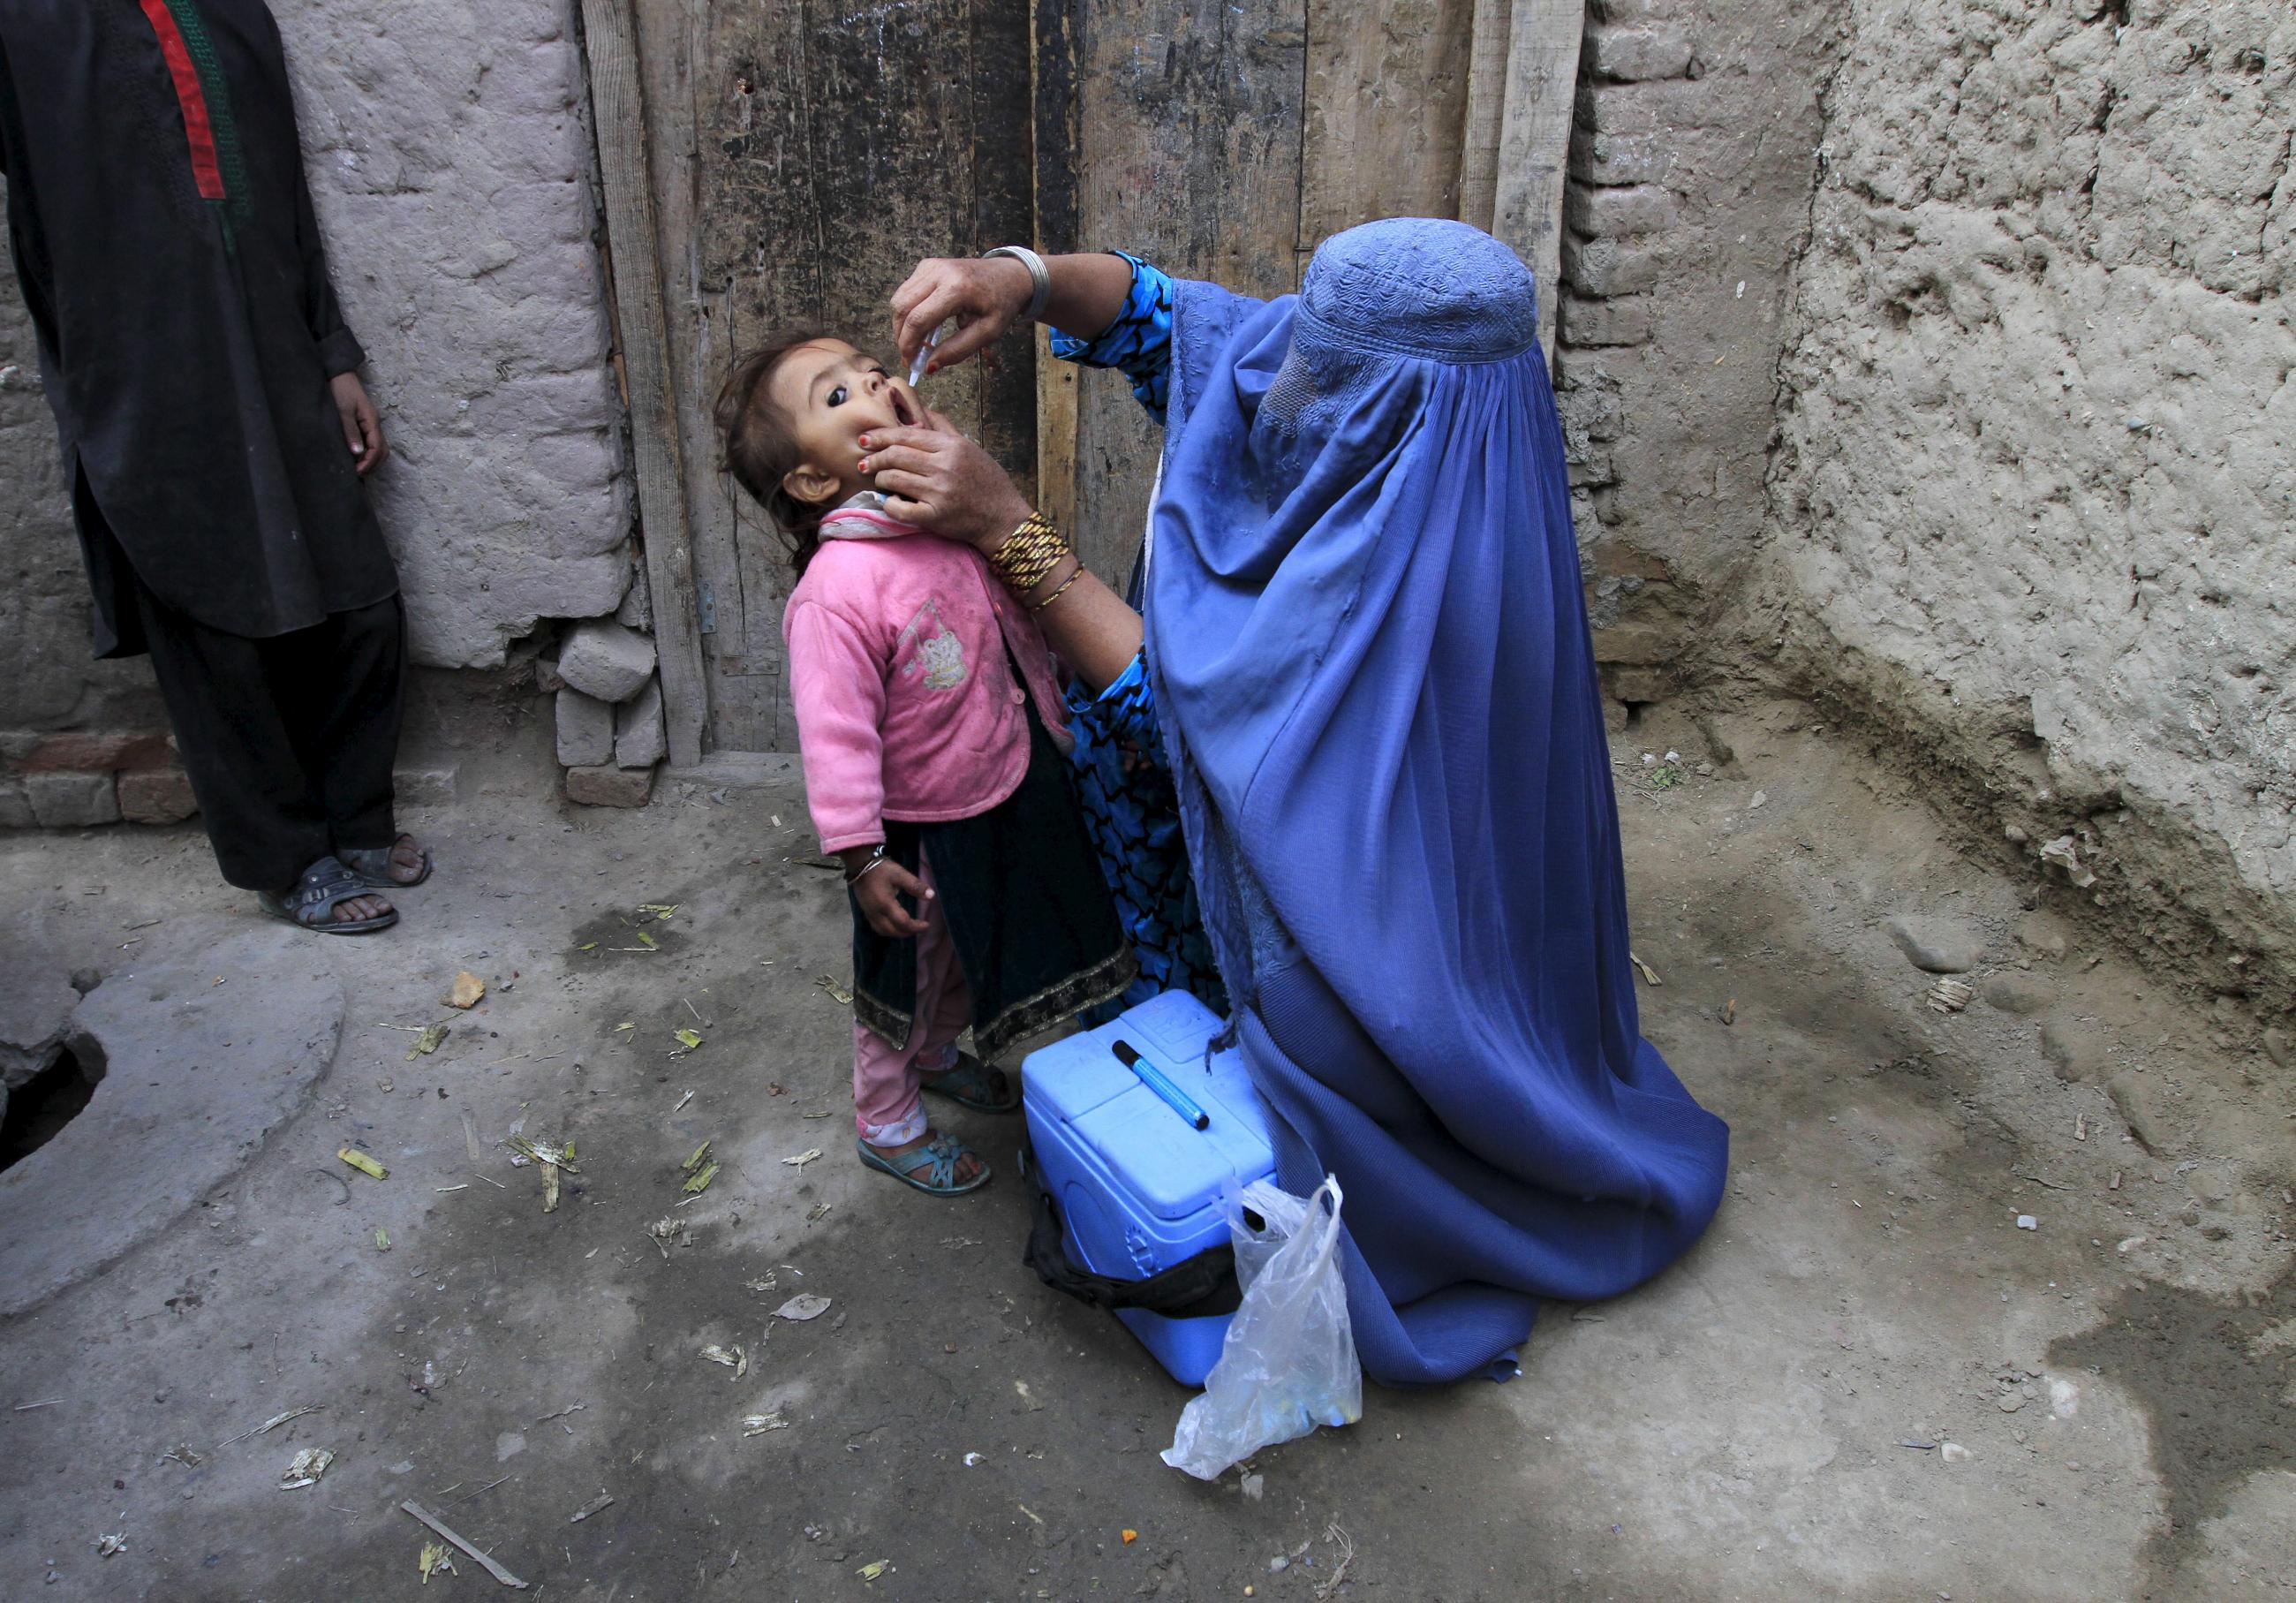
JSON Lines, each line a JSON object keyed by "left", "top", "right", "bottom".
{"left": 579, "top": 0, "right": 1584, "bottom": 769}
{"left": 577, "top": 0, "right": 709, "bottom": 770}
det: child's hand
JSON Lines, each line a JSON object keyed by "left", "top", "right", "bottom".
{"left": 848, "top": 853, "right": 934, "bottom": 939}
{"left": 890, "top": 256, "right": 1033, "bottom": 378}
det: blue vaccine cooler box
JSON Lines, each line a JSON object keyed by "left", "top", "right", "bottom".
{"left": 1021, "top": 990, "right": 1276, "bottom": 1386}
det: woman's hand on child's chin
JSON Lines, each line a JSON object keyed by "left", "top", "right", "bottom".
{"left": 853, "top": 858, "right": 934, "bottom": 939}
{"left": 889, "top": 256, "right": 1033, "bottom": 376}
{"left": 862, "top": 419, "right": 1034, "bottom": 550}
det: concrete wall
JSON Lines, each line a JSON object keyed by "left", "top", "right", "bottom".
{"left": 1756, "top": 0, "right": 2295, "bottom": 1010}
{"left": 0, "top": 0, "right": 630, "bottom": 733}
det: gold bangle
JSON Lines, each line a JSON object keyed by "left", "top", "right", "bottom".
{"left": 1031, "top": 562, "right": 1084, "bottom": 611}
{"left": 988, "top": 511, "right": 1072, "bottom": 594}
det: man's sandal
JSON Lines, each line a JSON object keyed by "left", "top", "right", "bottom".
{"left": 919, "top": 1053, "right": 1022, "bottom": 1114}
{"left": 343, "top": 835, "right": 432, "bottom": 889}
{"left": 258, "top": 856, "right": 398, "bottom": 935}
{"left": 855, "top": 1134, "right": 991, "bottom": 1197}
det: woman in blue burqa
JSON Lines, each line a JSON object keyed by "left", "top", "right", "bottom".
{"left": 865, "top": 220, "right": 1729, "bottom": 1386}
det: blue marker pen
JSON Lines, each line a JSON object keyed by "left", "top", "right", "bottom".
{"left": 1111, "top": 1040, "right": 1210, "bottom": 1131}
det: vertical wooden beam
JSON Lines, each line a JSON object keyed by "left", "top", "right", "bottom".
{"left": 1031, "top": 0, "right": 1082, "bottom": 538}
{"left": 1300, "top": 0, "right": 1475, "bottom": 243}
{"left": 1485, "top": 0, "right": 1583, "bottom": 365}
{"left": 578, "top": 0, "right": 708, "bottom": 767}
{"left": 1457, "top": 0, "right": 1514, "bottom": 231}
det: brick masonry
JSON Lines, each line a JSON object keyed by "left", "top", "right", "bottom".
{"left": 1553, "top": 0, "right": 1835, "bottom": 718}
{"left": 0, "top": 1, "right": 667, "bottom": 816}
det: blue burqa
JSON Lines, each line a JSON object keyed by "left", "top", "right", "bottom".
{"left": 1144, "top": 219, "right": 1729, "bottom": 1386}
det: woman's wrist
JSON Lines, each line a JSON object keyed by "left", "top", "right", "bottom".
{"left": 973, "top": 495, "right": 1041, "bottom": 556}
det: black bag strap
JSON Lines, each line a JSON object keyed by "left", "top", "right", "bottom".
{"left": 1023, "top": 1180, "right": 1242, "bottom": 1319}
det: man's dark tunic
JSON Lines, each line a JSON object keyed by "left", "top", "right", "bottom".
{"left": 0, "top": 0, "right": 397, "bottom": 655}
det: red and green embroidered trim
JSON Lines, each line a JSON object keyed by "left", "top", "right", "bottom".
{"left": 136, "top": 0, "right": 252, "bottom": 227}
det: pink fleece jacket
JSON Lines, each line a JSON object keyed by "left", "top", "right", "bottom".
{"left": 783, "top": 507, "right": 1071, "bottom": 854}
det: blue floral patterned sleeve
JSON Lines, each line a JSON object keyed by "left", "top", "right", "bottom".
{"left": 1047, "top": 252, "right": 1174, "bottom": 425}
{"left": 1066, "top": 651, "right": 1228, "bottom": 1018}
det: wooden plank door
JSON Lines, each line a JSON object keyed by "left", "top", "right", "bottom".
{"left": 1037, "top": 0, "right": 1485, "bottom": 585}
{"left": 592, "top": 0, "right": 1579, "bottom": 755}
{"left": 626, "top": 0, "right": 1038, "bottom": 755}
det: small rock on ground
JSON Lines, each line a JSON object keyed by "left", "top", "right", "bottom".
{"left": 1981, "top": 972, "right": 2054, "bottom": 1016}
{"left": 2108, "top": 1071, "right": 2171, "bottom": 1154}
{"left": 1886, "top": 913, "right": 1986, "bottom": 974}
{"left": 2040, "top": 1021, "right": 2106, "bottom": 1082}
{"left": 0, "top": 957, "right": 80, "bottom": 1088}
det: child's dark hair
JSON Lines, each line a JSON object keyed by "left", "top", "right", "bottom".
{"left": 714, "top": 330, "right": 835, "bottom": 577}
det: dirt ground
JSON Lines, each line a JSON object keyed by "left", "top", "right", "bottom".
{"left": 0, "top": 687, "right": 2290, "bottom": 1601}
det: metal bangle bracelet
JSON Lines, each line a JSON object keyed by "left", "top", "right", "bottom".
{"left": 844, "top": 844, "right": 888, "bottom": 884}
{"left": 984, "top": 245, "right": 1051, "bottom": 321}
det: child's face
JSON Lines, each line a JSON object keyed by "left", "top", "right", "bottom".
{"left": 767, "top": 338, "right": 923, "bottom": 507}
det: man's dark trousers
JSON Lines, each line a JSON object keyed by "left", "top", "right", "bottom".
{"left": 130, "top": 576, "right": 406, "bottom": 895}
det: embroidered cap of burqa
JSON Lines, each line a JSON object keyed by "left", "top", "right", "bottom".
{"left": 0, "top": 0, "right": 395, "bottom": 654}
{"left": 1144, "top": 218, "right": 1730, "bottom": 1385}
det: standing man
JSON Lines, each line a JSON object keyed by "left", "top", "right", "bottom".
{"left": 0, "top": 1, "right": 427, "bottom": 932}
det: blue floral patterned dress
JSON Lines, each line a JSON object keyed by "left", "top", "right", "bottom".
{"left": 1051, "top": 254, "right": 1227, "bottom": 1017}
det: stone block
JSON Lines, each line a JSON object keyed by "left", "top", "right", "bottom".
{"left": 1567, "top": 450, "right": 1616, "bottom": 489}
{"left": 535, "top": 655, "right": 566, "bottom": 695}
{"left": 16, "top": 730, "right": 171, "bottom": 774}
{"left": 117, "top": 767, "right": 198, "bottom": 824}
{"left": 1570, "top": 130, "right": 1673, "bottom": 188}
{"left": 1585, "top": 23, "right": 1694, "bottom": 82}
{"left": 566, "top": 762, "right": 655, "bottom": 808}
{"left": 1588, "top": 0, "right": 1673, "bottom": 20}
{"left": 616, "top": 562, "right": 653, "bottom": 631}
{"left": 1560, "top": 295, "right": 1654, "bottom": 347}
{"left": 1566, "top": 182, "right": 1679, "bottom": 238}
{"left": 1554, "top": 347, "right": 1620, "bottom": 393}
{"left": 556, "top": 687, "right": 616, "bottom": 767}
{"left": 1592, "top": 623, "right": 1673, "bottom": 666}
{"left": 1557, "top": 382, "right": 1626, "bottom": 442}
{"left": 556, "top": 618, "right": 657, "bottom": 703}
{"left": 1575, "top": 79, "right": 1707, "bottom": 139}
{"left": 616, "top": 678, "right": 665, "bottom": 770}
{"left": 1562, "top": 233, "right": 1665, "bottom": 298}
{"left": 0, "top": 780, "right": 33, "bottom": 829}
{"left": 26, "top": 771, "right": 119, "bottom": 828}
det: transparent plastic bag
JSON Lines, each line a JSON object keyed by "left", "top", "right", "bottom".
{"left": 1162, "top": 1176, "right": 1362, "bottom": 1479}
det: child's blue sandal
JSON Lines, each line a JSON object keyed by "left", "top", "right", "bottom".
{"left": 855, "top": 1133, "right": 991, "bottom": 1196}
{"left": 919, "top": 1053, "right": 1022, "bottom": 1115}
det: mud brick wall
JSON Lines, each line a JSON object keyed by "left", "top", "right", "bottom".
{"left": 1552, "top": 0, "right": 1836, "bottom": 718}
{"left": 1755, "top": 0, "right": 2296, "bottom": 1017}
{"left": 0, "top": 0, "right": 648, "bottom": 823}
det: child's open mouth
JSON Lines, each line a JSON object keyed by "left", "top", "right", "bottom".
{"left": 889, "top": 388, "right": 918, "bottom": 428}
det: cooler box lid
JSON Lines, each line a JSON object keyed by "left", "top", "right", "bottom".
{"left": 1022, "top": 990, "right": 1274, "bottom": 1224}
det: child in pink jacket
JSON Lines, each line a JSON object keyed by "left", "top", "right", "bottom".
{"left": 714, "top": 334, "right": 1134, "bottom": 1196}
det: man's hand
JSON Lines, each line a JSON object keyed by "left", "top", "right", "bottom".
{"left": 889, "top": 255, "right": 1035, "bottom": 377}
{"left": 858, "top": 412, "right": 1033, "bottom": 549}
{"left": 844, "top": 846, "right": 933, "bottom": 939}
{"left": 329, "top": 372, "right": 388, "bottom": 476}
